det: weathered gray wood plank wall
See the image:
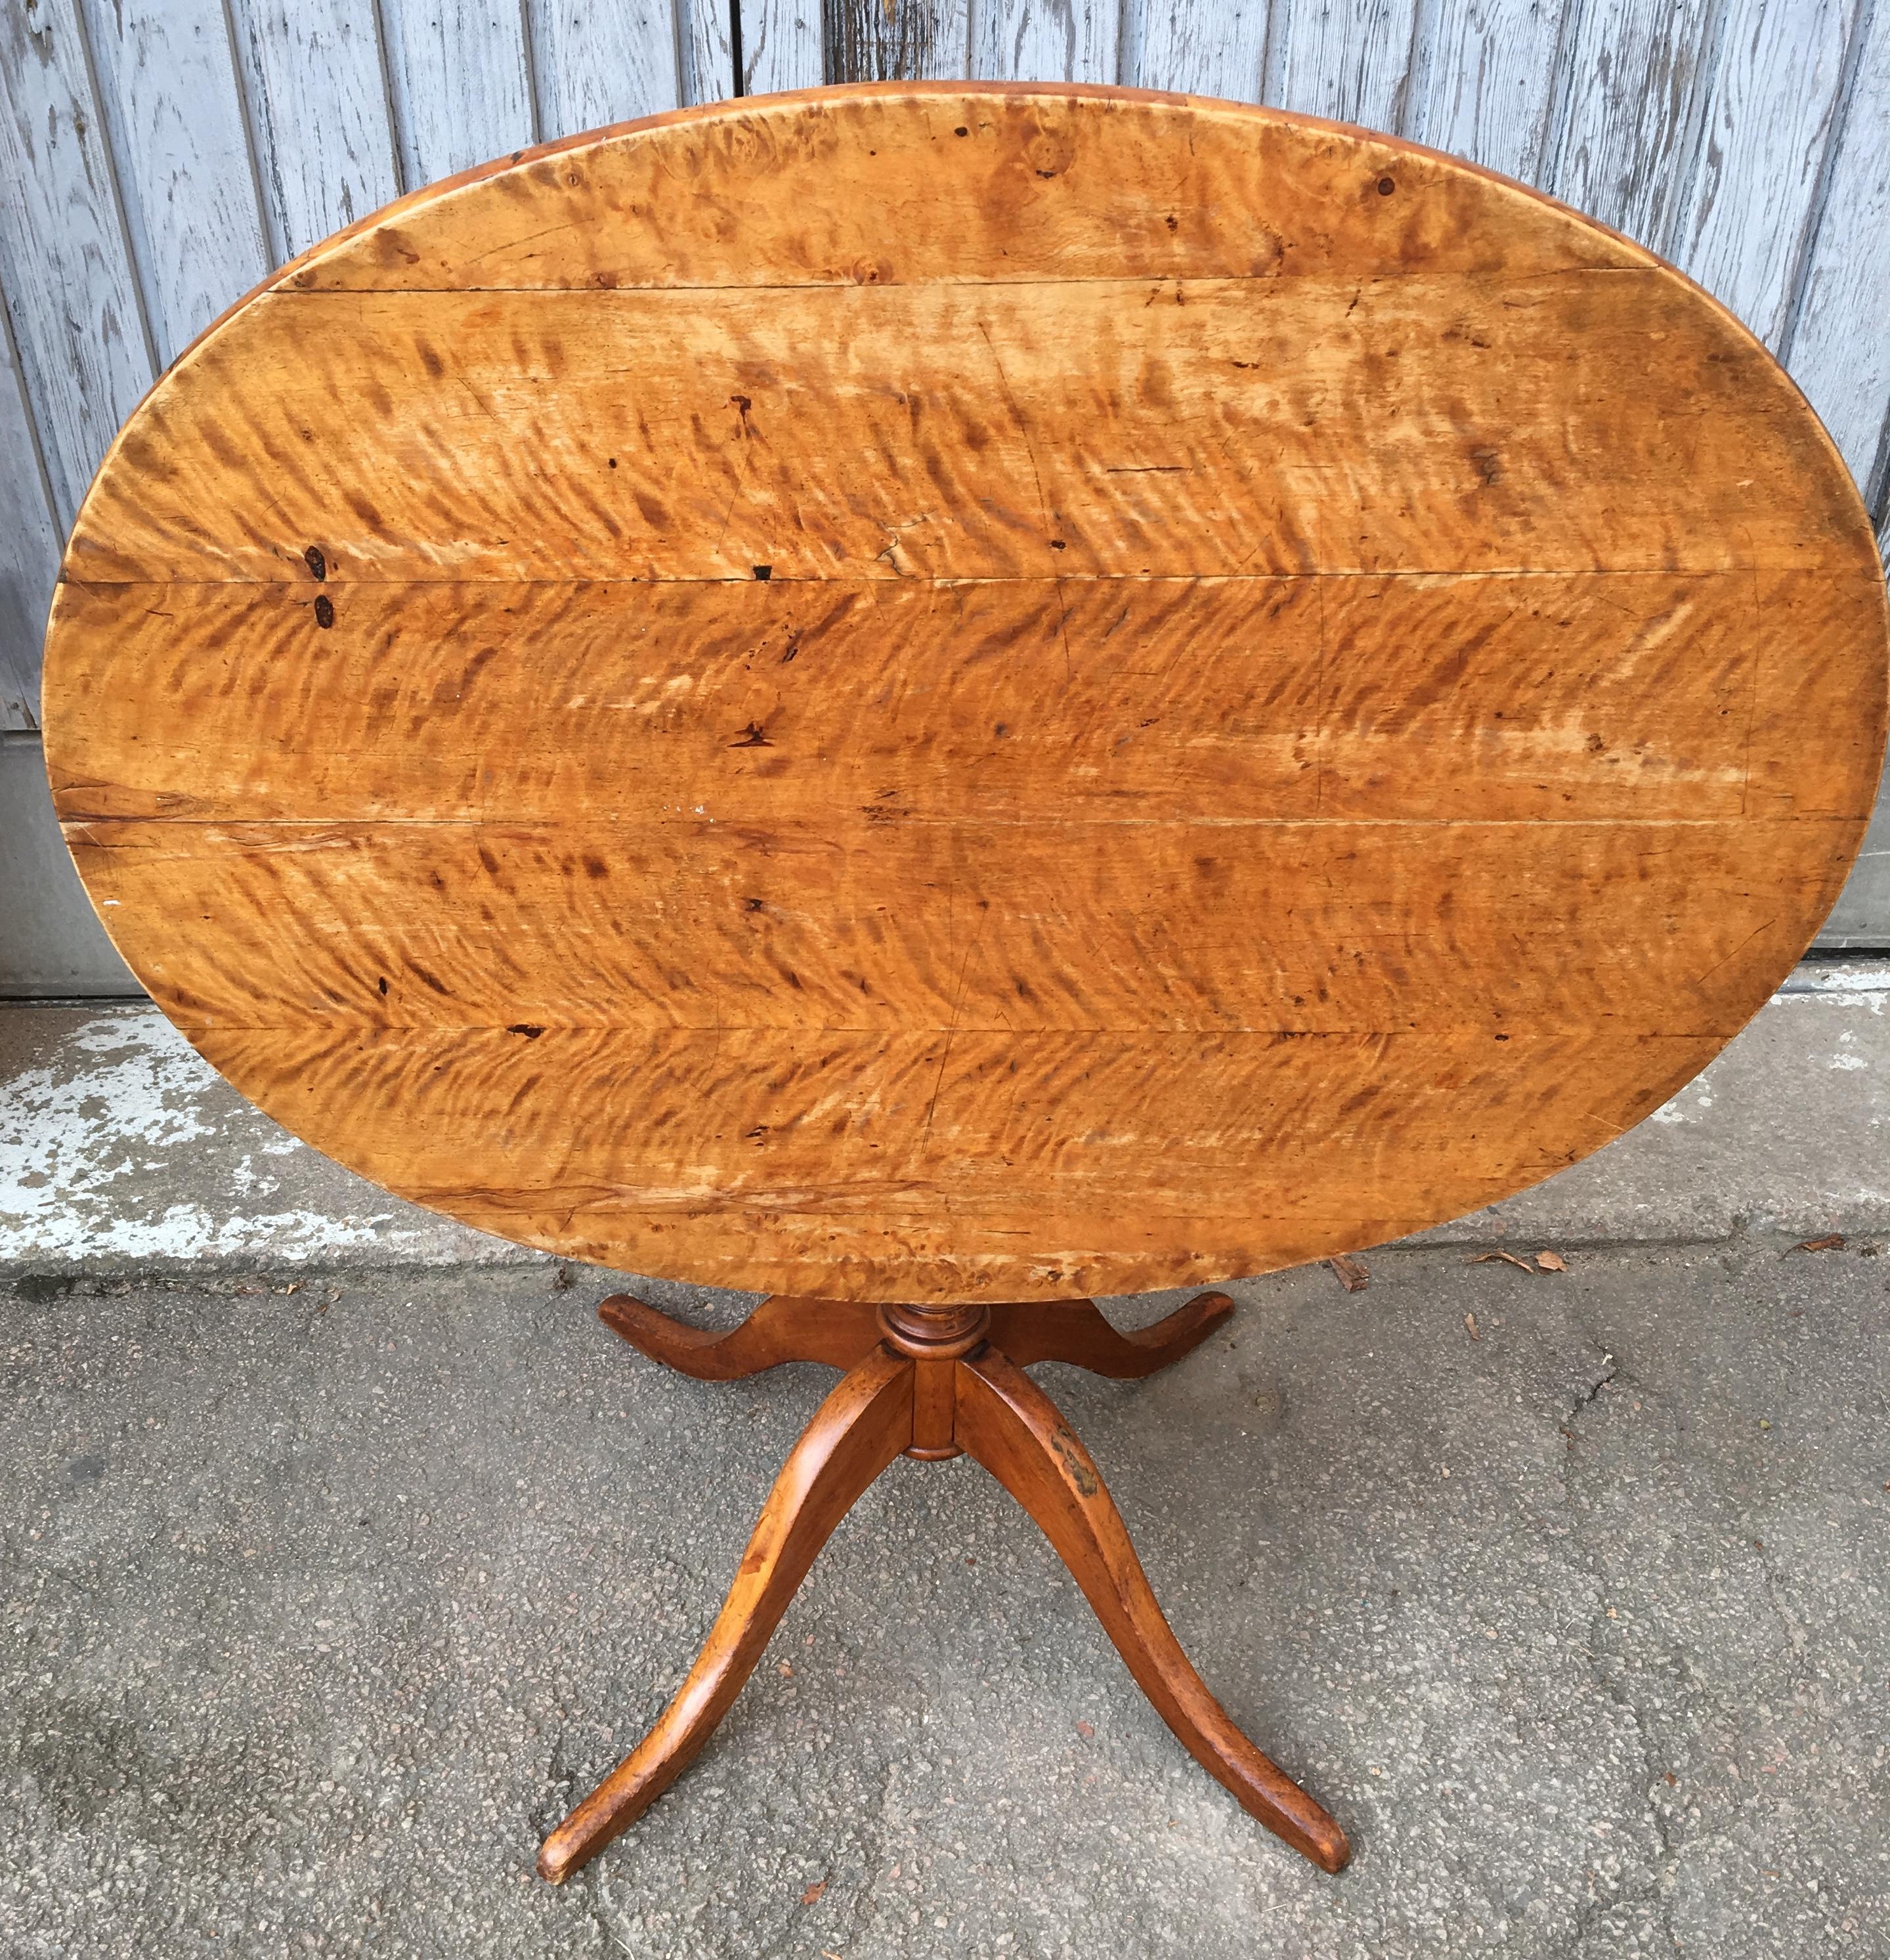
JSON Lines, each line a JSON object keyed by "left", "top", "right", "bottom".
{"left": 3, "top": 0, "right": 1887, "bottom": 939}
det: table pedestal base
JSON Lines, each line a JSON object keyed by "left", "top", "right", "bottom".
{"left": 536, "top": 1291, "right": 1350, "bottom": 1884}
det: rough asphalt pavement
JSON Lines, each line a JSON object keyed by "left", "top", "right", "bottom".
{"left": 3, "top": 1243, "right": 1887, "bottom": 1957}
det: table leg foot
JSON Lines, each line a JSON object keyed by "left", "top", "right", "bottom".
{"left": 985, "top": 1291, "right": 1235, "bottom": 1377}
{"left": 598, "top": 1292, "right": 884, "bottom": 1379}
{"left": 955, "top": 1346, "right": 1350, "bottom": 1875}
{"left": 535, "top": 1346, "right": 915, "bottom": 1884}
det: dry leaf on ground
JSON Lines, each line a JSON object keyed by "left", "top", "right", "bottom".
{"left": 1471, "top": 1251, "right": 1536, "bottom": 1273}
{"left": 1535, "top": 1250, "right": 1568, "bottom": 1272}
{"left": 1327, "top": 1254, "right": 1370, "bottom": 1292}
{"left": 800, "top": 1879, "right": 827, "bottom": 1906}
{"left": 1788, "top": 1235, "right": 1845, "bottom": 1254}
{"left": 1465, "top": 1313, "right": 1480, "bottom": 1341}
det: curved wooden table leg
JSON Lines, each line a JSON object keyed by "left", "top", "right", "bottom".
{"left": 536, "top": 1346, "right": 915, "bottom": 1883}
{"left": 955, "top": 1347, "right": 1350, "bottom": 1874}
{"left": 598, "top": 1292, "right": 883, "bottom": 1380}
{"left": 985, "top": 1292, "right": 1235, "bottom": 1378}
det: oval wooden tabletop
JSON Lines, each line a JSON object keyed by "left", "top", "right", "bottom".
{"left": 42, "top": 83, "right": 1888, "bottom": 1304}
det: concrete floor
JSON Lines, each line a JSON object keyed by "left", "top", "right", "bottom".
{"left": 4, "top": 1243, "right": 1887, "bottom": 1957}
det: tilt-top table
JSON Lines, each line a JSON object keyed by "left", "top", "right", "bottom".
{"left": 41, "top": 83, "right": 1888, "bottom": 1885}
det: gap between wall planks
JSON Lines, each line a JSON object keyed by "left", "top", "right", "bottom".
{"left": 1, "top": 0, "right": 1886, "bottom": 934}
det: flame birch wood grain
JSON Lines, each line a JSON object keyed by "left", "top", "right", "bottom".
{"left": 64, "top": 274, "right": 1870, "bottom": 585}
{"left": 40, "top": 83, "right": 1889, "bottom": 1302}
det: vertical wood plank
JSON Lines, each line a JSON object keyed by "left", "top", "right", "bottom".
{"left": 1263, "top": 0, "right": 1421, "bottom": 129}
{"left": 1818, "top": 798, "right": 1890, "bottom": 944}
{"left": 972, "top": 0, "right": 1121, "bottom": 83}
{"left": 0, "top": 295, "right": 61, "bottom": 729}
{"left": 0, "top": 0, "right": 156, "bottom": 528}
{"left": 230, "top": 0, "right": 401, "bottom": 260}
{"left": 679, "top": 0, "right": 737, "bottom": 103}
{"left": 1670, "top": 0, "right": 1860, "bottom": 350}
{"left": 739, "top": 0, "right": 822, "bottom": 93}
{"left": 77, "top": 0, "right": 271, "bottom": 364}
{"left": 1130, "top": 0, "right": 1268, "bottom": 97}
{"left": 1546, "top": 0, "right": 1722, "bottom": 249}
{"left": 530, "top": 0, "right": 682, "bottom": 136}
{"left": 1789, "top": 1, "right": 1890, "bottom": 942}
{"left": 1784, "top": 0, "right": 1890, "bottom": 501}
{"left": 379, "top": 0, "right": 537, "bottom": 183}
{"left": 828, "top": 0, "right": 971, "bottom": 80}
{"left": 1407, "top": 0, "right": 1569, "bottom": 181}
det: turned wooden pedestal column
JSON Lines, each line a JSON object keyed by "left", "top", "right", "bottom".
{"left": 535, "top": 1289, "right": 1350, "bottom": 1883}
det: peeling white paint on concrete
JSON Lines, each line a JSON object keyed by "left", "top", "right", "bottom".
{"left": 1, "top": 1004, "right": 536, "bottom": 1272}
{"left": 1647, "top": 1072, "right": 1719, "bottom": 1126}
{"left": 1778, "top": 962, "right": 1890, "bottom": 1002}
{"left": 1830, "top": 1028, "right": 1872, "bottom": 1072}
